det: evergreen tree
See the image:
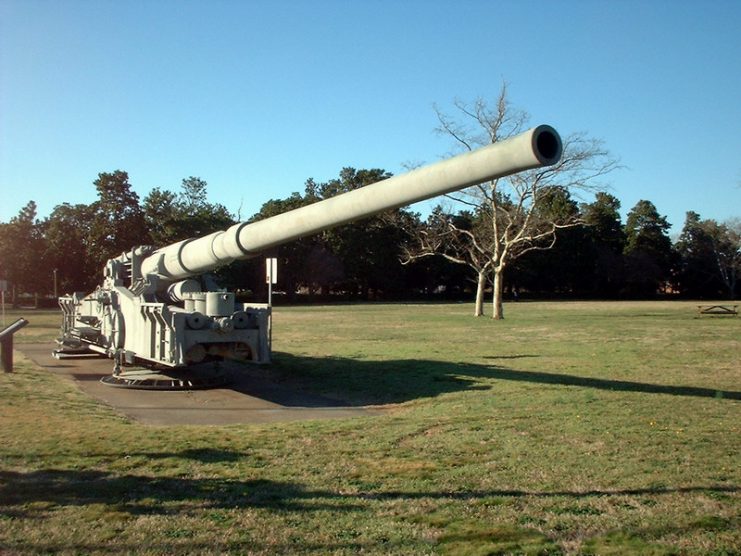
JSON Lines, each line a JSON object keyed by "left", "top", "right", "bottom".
{"left": 0, "top": 201, "right": 49, "bottom": 296}
{"left": 88, "top": 171, "right": 148, "bottom": 270}
{"left": 44, "top": 203, "right": 98, "bottom": 292}
{"left": 581, "top": 192, "right": 626, "bottom": 297}
{"left": 677, "top": 213, "right": 740, "bottom": 299}
{"left": 143, "top": 177, "right": 234, "bottom": 246}
{"left": 624, "top": 200, "right": 675, "bottom": 297}
{"left": 315, "top": 168, "right": 412, "bottom": 299}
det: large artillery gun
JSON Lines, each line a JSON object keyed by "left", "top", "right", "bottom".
{"left": 56, "top": 125, "right": 562, "bottom": 387}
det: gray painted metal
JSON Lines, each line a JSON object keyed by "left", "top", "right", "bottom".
{"left": 1, "top": 317, "right": 29, "bottom": 372}
{"left": 57, "top": 125, "right": 561, "bottom": 374}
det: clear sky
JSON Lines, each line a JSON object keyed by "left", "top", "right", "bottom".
{"left": 1, "top": 0, "right": 740, "bottom": 233}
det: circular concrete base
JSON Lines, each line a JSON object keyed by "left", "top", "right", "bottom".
{"left": 101, "top": 366, "right": 231, "bottom": 390}
{"left": 19, "top": 343, "right": 382, "bottom": 425}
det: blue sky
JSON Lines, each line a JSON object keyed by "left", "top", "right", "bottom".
{"left": 1, "top": 0, "right": 740, "bottom": 234}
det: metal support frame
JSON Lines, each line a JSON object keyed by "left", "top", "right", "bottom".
{"left": 0, "top": 318, "right": 30, "bottom": 372}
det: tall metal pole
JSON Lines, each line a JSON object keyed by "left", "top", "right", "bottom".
{"left": 266, "top": 258, "right": 277, "bottom": 354}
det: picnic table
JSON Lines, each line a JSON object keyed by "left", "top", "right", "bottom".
{"left": 697, "top": 305, "right": 738, "bottom": 317}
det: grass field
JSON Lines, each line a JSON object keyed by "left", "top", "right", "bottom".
{"left": 1, "top": 301, "right": 739, "bottom": 554}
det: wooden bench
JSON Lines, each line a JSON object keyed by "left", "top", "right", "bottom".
{"left": 697, "top": 305, "right": 738, "bottom": 317}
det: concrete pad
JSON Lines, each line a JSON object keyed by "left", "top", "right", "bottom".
{"left": 18, "top": 343, "right": 381, "bottom": 426}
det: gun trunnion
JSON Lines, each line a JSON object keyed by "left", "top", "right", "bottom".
{"left": 56, "top": 125, "right": 562, "bottom": 379}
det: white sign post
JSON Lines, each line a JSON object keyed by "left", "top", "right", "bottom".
{"left": 265, "top": 257, "right": 278, "bottom": 302}
{"left": 265, "top": 258, "right": 277, "bottom": 352}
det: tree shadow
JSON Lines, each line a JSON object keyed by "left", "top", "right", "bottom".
{"left": 174, "top": 447, "right": 243, "bottom": 463}
{"left": 0, "top": 469, "right": 354, "bottom": 518}
{"left": 2, "top": 464, "right": 737, "bottom": 553}
{"left": 3, "top": 448, "right": 257, "bottom": 469}
{"left": 478, "top": 367, "right": 741, "bottom": 401}
{"left": 234, "top": 352, "right": 741, "bottom": 407}
{"left": 2, "top": 467, "right": 737, "bottom": 520}
{"left": 482, "top": 354, "right": 541, "bottom": 361}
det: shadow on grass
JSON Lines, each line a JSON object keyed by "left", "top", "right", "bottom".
{"left": 1, "top": 467, "right": 737, "bottom": 519}
{"left": 480, "top": 367, "right": 741, "bottom": 401}
{"left": 255, "top": 352, "right": 741, "bottom": 406}
{"left": 0, "top": 469, "right": 357, "bottom": 517}
{"left": 3, "top": 467, "right": 736, "bottom": 553}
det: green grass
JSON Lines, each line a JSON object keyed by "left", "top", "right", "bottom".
{"left": 1, "top": 301, "right": 739, "bottom": 554}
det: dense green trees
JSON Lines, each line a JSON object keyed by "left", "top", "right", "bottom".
{"left": 581, "top": 193, "right": 626, "bottom": 297}
{"left": 623, "top": 200, "right": 675, "bottom": 297}
{"left": 143, "top": 177, "right": 234, "bottom": 246}
{"left": 245, "top": 169, "right": 418, "bottom": 301}
{"left": 0, "top": 170, "right": 738, "bottom": 303}
{"left": 314, "top": 168, "right": 415, "bottom": 299}
{"left": 676, "top": 212, "right": 740, "bottom": 299}
{"left": 44, "top": 203, "right": 97, "bottom": 291}
{"left": 88, "top": 171, "right": 150, "bottom": 272}
{"left": 0, "top": 201, "right": 48, "bottom": 296}
{"left": 244, "top": 191, "right": 316, "bottom": 300}
{"left": 0, "top": 172, "right": 235, "bottom": 303}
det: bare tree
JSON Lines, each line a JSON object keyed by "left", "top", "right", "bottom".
{"left": 404, "top": 84, "right": 618, "bottom": 318}
{"left": 707, "top": 218, "right": 741, "bottom": 299}
{"left": 405, "top": 208, "right": 493, "bottom": 315}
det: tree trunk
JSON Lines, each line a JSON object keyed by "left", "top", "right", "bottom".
{"left": 492, "top": 269, "right": 504, "bottom": 320}
{"left": 474, "top": 271, "right": 486, "bottom": 317}
{"left": 728, "top": 273, "right": 736, "bottom": 301}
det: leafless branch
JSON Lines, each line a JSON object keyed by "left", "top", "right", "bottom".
{"left": 407, "top": 84, "right": 619, "bottom": 317}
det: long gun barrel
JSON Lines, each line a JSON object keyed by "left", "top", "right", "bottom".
{"left": 141, "top": 125, "right": 562, "bottom": 283}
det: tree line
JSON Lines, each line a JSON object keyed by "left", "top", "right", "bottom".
{"left": 1, "top": 87, "right": 739, "bottom": 310}
{"left": 0, "top": 168, "right": 738, "bottom": 307}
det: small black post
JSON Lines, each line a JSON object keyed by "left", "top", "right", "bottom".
{"left": 0, "top": 318, "right": 30, "bottom": 372}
